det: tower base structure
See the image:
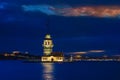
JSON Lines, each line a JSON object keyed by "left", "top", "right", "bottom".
{"left": 41, "top": 52, "right": 64, "bottom": 62}
{"left": 42, "top": 34, "right": 64, "bottom": 62}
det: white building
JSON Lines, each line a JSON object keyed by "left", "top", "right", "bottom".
{"left": 41, "top": 34, "right": 64, "bottom": 62}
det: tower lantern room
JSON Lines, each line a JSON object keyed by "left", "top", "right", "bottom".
{"left": 43, "top": 34, "right": 54, "bottom": 55}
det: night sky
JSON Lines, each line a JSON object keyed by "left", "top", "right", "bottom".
{"left": 0, "top": 0, "right": 120, "bottom": 55}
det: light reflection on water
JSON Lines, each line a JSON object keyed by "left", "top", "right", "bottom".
{"left": 42, "top": 63, "right": 54, "bottom": 80}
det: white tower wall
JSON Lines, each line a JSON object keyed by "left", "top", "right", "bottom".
{"left": 43, "top": 34, "right": 54, "bottom": 55}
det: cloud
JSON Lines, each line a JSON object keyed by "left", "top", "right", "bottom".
{"left": 22, "top": 4, "right": 120, "bottom": 18}
{"left": 22, "top": 5, "right": 56, "bottom": 15}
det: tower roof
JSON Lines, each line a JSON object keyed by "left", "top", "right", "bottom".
{"left": 45, "top": 34, "right": 51, "bottom": 39}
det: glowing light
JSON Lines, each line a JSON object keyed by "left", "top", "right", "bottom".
{"left": 74, "top": 52, "right": 87, "bottom": 54}
{"left": 89, "top": 50, "right": 105, "bottom": 53}
{"left": 69, "top": 51, "right": 87, "bottom": 54}
{"left": 42, "top": 63, "right": 54, "bottom": 80}
{"left": 45, "top": 34, "right": 51, "bottom": 39}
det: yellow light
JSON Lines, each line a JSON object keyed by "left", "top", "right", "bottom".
{"left": 89, "top": 50, "right": 104, "bottom": 53}
{"left": 10, "top": 54, "right": 15, "bottom": 56}
{"left": 73, "top": 52, "right": 87, "bottom": 54}
{"left": 4, "top": 53, "right": 9, "bottom": 56}
{"left": 42, "top": 63, "right": 54, "bottom": 80}
{"left": 45, "top": 34, "right": 51, "bottom": 39}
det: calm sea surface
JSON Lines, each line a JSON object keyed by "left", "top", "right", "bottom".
{"left": 0, "top": 61, "right": 120, "bottom": 80}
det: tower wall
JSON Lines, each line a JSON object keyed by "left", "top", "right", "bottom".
{"left": 43, "top": 34, "right": 54, "bottom": 55}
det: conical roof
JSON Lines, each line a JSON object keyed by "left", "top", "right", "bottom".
{"left": 45, "top": 34, "right": 51, "bottom": 39}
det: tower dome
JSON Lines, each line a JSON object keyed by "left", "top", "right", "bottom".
{"left": 45, "top": 34, "right": 51, "bottom": 39}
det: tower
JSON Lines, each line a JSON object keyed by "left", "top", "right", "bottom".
{"left": 41, "top": 16, "right": 64, "bottom": 62}
{"left": 43, "top": 34, "right": 54, "bottom": 55}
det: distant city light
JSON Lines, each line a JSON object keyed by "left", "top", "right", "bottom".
{"left": 73, "top": 52, "right": 87, "bottom": 54}
{"left": 89, "top": 50, "right": 105, "bottom": 53}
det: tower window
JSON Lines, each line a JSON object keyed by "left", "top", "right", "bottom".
{"left": 45, "top": 42, "right": 47, "bottom": 45}
{"left": 48, "top": 42, "right": 50, "bottom": 45}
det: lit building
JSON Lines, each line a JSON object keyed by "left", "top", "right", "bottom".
{"left": 41, "top": 34, "right": 64, "bottom": 62}
{"left": 42, "top": 34, "right": 54, "bottom": 56}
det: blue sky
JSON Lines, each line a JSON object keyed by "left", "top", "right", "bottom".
{"left": 0, "top": 0, "right": 120, "bottom": 55}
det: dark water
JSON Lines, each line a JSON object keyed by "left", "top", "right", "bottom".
{"left": 0, "top": 61, "right": 120, "bottom": 80}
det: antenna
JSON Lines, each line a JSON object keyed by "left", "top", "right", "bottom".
{"left": 46, "top": 16, "right": 50, "bottom": 34}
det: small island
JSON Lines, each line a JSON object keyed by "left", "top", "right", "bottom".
{"left": 0, "top": 34, "right": 120, "bottom": 62}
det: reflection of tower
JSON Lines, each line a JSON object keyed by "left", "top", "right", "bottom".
{"left": 43, "top": 34, "right": 54, "bottom": 55}
{"left": 42, "top": 63, "right": 54, "bottom": 80}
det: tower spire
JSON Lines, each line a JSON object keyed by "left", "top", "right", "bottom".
{"left": 43, "top": 16, "right": 54, "bottom": 55}
{"left": 46, "top": 16, "right": 50, "bottom": 34}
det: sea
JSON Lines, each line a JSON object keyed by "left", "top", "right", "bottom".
{"left": 0, "top": 60, "right": 120, "bottom": 80}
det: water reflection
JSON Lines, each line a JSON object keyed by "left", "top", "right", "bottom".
{"left": 42, "top": 63, "right": 54, "bottom": 80}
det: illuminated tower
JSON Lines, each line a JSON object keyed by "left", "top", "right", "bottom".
{"left": 43, "top": 34, "right": 54, "bottom": 55}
